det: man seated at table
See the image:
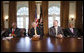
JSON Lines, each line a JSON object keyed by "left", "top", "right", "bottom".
{"left": 49, "top": 20, "right": 64, "bottom": 38}
{"left": 6, "top": 22, "right": 21, "bottom": 37}
{"left": 65, "top": 23, "right": 80, "bottom": 37}
{"left": 28, "top": 22, "right": 42, "bottom": 39}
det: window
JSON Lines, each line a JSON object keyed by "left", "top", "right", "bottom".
{"left": 17, "top": 7, "right": 29, "bottom": 33}
{"left": 48, "top": 1, "right": 60, "bottom": 28}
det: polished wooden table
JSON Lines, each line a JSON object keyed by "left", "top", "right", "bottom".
{"left": 1, "top": 37, "right": 83, "bottom": 52}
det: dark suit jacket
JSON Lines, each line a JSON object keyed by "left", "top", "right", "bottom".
{"left": 6, "top": 28, "right": 21, "bottom": 37}
{"left": 28, "top": 27, "right": 42, "bottom": 38}
{"left": 49, "top": 26, "right": 64, "bottom": 37}
{"left": 65, "top": 28, "right": 80, "bottom": 37}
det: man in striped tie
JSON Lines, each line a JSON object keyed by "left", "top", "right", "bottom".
{"left": 6, "top": 22, "right": 21, "bottom": 37}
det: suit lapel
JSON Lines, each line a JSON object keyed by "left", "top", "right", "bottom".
{"left": 10, "top": 28, "right": 12, "bottom": 33}
{"left": 14, "top": 28, "right": 17, "bottom": 34}
{"left": 33, "top": 28, "right": 35, "bottom": 34}
{"left": 53, "top": 26, "right": 56, "bottom": 35}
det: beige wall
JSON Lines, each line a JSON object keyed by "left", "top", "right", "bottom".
{"left": 3, "top": 1, "right": 9, "bottom": 28}
{"left": 69, "top": 1, "right": 76, "bottom": 27}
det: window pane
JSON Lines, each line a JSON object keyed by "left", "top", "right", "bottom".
{"left": 48, "top": 6, "right": 60, "bottom": 15}
{"left": 48, "top": 1, "right": 60, "bottom": 28}
{"left": 17, "top": 6, "right": 29, "bottom": 33}
{"left": 48, "top": 17, "right": 53, "bottom": 28}
{"left": 17, "top": 7, "right": 28, "bottom": 15}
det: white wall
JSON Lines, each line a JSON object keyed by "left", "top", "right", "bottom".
{"left": 3, "top": 1, "right": 9, "bottom": 28}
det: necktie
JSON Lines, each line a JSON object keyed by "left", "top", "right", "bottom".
{"left": 35, "top": 28, "right": 37, "bottom": 35}
{"left": 55, "top": 27, "right": 57, "bottom": 36}
{"left": 12, "top": 29, "right": 14, "bottom": 34}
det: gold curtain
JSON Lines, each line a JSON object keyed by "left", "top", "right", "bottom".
{"left": 9, "top": 1, "right": 16, "bottom": 28}
{"left": 1, "top": 1, "right": 4, "bottom": 30}
{"left": 42, "top": 1, "right": 48, "bottom": 35}
{"left": 29, "top": 1, "right": 36, "bottom": 29}
{"left": 60, "top": 1, "right": 69, "bottom": 29}
{"left": 75, "top": 1, "right": 83, "bottom": 32}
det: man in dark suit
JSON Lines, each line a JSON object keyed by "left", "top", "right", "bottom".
{"left": 28, "top": 22, "right": 42, "bottom": 38}
{"left": 6, "top": 22, "right": 21, "bottom": 37}
{"left": 49, "top": 20, "right": 64, "bottom": 38}
{"left": 65, "top": 23, "right": 80, "bottom": 37}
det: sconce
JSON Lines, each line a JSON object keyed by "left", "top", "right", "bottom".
{"left": 71, "top": 17, "right": 74, "bottom": 21}
{"left": 70, "top": 15, "right": 75, "bottom": 21}
{"left": 4, "top": 16, "right": 8, "bottom": 21}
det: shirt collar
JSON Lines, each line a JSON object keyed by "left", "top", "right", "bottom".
{"left": 54, "top": 26, "right": 58, "bottom": 28}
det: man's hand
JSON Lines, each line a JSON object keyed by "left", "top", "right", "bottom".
{"left": 31, "top": 35, "right": 40, "bottom": 40}
{"left": 12, "top": 34, "right": 16, "bottom": 37}
{"left": 33, "top": 35, "right": 40, "bottom": 38}
{"left": 9, "top": 34, "right": 12, "bottom": 37}
{"left": 56, "top": 34, "right": 63, "bottom": 38}
{"left": 9, "top": 34, "right": 16, "bottom": 37}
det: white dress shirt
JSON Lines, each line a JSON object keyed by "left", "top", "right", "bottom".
{"left": 12, "top": 28, "right": 15, "bottom": 32}
{"left": 70, "top": 28, "right": 74, "bottom": 33}
{"left": 55, "top": 26, "right": 58, "bottom": 36}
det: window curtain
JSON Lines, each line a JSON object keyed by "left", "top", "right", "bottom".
{"left": 9, "top": 1, "right": 16, "bottom": 28}
{"left": 1, "top": 1, "right": 4, "bottom": 30}
{"left": 42, "top": 1, "right": 48, "bottom": 36}
{"left": 60, "top": 1, "right": 69, "bottom": 29}
{"left": 29, "top": 1, "right": 35, "bottom": 29}
{"left": 75, "top": 1, "right": 83, "bottom": 32}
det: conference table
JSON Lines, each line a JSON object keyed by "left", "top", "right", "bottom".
{"left": 1, "top": 36, "right": 83, "bottom": 52}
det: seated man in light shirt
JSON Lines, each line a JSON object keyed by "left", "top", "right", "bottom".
{"left": 28, "top": 22, "right": 42, "bottom": 39}
{"left": 49, "top": 20, "right": 64, "bottom": 38}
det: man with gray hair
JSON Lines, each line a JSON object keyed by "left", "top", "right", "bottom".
{"left": 65, "top": 22, "right": 80, "bottom": 37}
{"left": 28, "top": 22, "right": 42, "bottom": 38}
{"left": 49, "top": 20, "right": 64, "bottom": 38}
